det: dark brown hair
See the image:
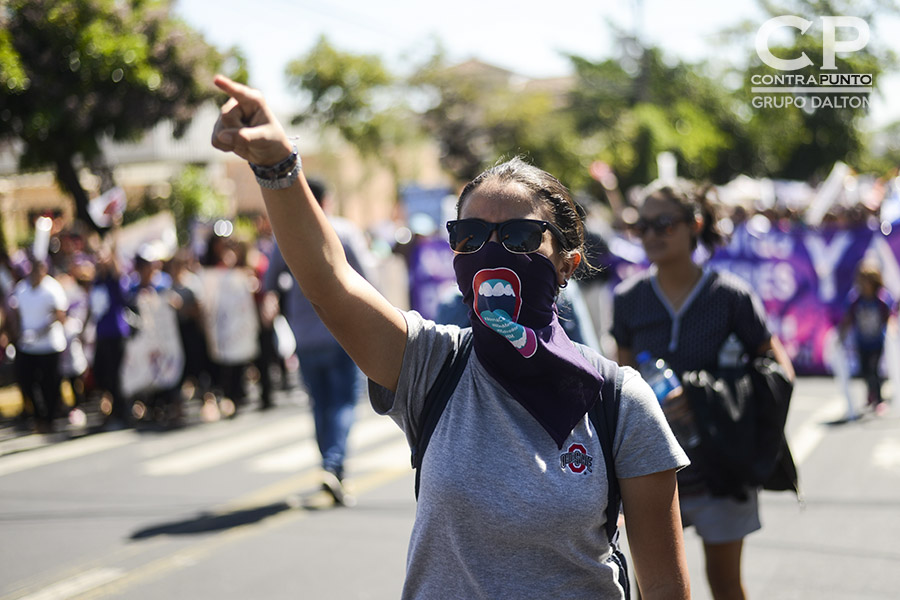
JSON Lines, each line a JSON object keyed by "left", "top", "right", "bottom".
{"left": 457, "top": 157, "right": 587, "bottom": 263}
{"left": 856, "top": 262, "right": 883, "bottom": 290}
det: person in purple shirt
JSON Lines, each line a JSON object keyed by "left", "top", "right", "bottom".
{"left": 91, "top": 247, "right": 133, "bottom": 429}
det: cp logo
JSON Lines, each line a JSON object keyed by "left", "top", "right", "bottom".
{"left": 756, "top": 16, "right": 869, "bottom": 71}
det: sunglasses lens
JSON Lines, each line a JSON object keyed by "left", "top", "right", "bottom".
{"left": 501, "top": 221, "right": 545, "bottom": 253}
{"left": 449, "top": 221, "right": 490, "bottom": 253}
{"left": 635, "top": 215, "right": 679, "bottom": 235}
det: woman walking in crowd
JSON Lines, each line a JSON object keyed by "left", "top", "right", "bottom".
{"left": 611, "top": 179, "right": 795, "bottom": 600}
{"left": 211, "top": 75, "right": 690, "bottom": 599}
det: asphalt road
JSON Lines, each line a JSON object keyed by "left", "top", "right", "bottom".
{"left": 1, "top": 377, "right": 898, "bottom": 600}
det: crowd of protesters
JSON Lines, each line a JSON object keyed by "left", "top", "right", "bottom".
{"left": 0, "top": 214, "right": 301, "bottom": 434}
{"left": 2, "top": 167, "right": 897, "bottom": 437}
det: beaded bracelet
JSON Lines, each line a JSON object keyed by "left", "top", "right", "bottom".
{"left": 249, "top": 144, "right": 301, "bottom": 190}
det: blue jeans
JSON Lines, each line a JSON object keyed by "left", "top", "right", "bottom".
{"left": 297, "top": 345, "right": 359, "bottom": 479}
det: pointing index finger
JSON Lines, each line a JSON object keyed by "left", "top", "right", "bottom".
{"left": 214, "top": 74, "right": 256, "bottom": 107}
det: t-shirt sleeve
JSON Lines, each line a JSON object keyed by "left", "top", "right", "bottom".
{"left": 613, "top": 367, "right": 690, "bottom": 479}
{"left": 367, "top": 310, "right": 465, "bottom": 450}
{"left": 731, "top": 284, "right": 771, "bottom": 355}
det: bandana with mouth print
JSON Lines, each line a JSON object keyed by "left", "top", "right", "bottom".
{"left": 453, "top": 242, "right": 603, "bottom": 448}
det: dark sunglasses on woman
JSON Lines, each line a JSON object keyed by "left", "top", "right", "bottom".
{"left": 446, "top": 218, "right": 570, "bottom": 254}
{"left": 632, "top": 214, "right": 687, "bottom": 237}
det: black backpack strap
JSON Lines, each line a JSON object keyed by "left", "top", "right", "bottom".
{"left": 590, "top": 358, "right": 629, "bottom": 597}
{"left": 591, "top": 358, "right": 625, "bottom": 542}
{"left": 411, "top": 331, "right": 473, "bottom": 499}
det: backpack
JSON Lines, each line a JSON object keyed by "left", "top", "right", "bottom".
{"left": 410, "top": 332, "right": 631, "bottom": 598}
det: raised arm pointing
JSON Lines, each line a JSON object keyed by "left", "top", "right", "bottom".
{"left": 211, "top": 75, "right": 407, "bottom": 392}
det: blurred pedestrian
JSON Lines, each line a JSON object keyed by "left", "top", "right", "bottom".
{"left": 611, "top": 179, "right": 795, "bottom": 600}
{"left": 90, "top": 246, "right": 133, "bottom": 429}
{"left": 9, "top": 252, "right": 68, "bottom": 433}
{"left": 167, "top": 249, "right": 213, "bottom": 403}
{"left": 235, "top": 238, "right": 277, "bottom": 410}
{"left": 0, "top": 248, "right": 23, "bottom": 392}
{"left": 213, "top": 75, "right": 691, "bottom": 598}
{"left": 265, "top": 177, "right": 375, "bottom": 504}
{"left": 128, "top": 251, "right": 182, "bottom": 425}
{"left": 839, "top": 262, "right": 894, "bottom": 415}
{"left": 200, "top": 231, "right": 258, "bottom": 417}
{"left": 59, "top": 260, "right": 94, "bottom": 426}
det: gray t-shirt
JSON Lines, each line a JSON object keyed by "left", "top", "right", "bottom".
{"left": 368, "top": 311, "right": 689, "bottom": 600}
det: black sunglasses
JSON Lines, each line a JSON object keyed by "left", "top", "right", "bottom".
{"left": 446, "top": 218, "right": 570, "bottom": 254}
{"left": 632, "top": 214, "right": 686, "bottom": 236}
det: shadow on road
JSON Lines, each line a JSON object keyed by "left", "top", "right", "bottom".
{"left": 129, "top": 501, "right": 290, "bottom": 539}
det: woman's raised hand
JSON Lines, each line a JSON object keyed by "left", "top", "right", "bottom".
{"left": 211, "top": 75, "right": 293, "bottom": 167}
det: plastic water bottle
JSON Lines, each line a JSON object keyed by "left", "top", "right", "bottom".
{"left": 636, "top": 351, "right": 700, "bottom": 448}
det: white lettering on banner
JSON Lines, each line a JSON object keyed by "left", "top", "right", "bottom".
{"left": 753, "top": 235, "right": 795, "bottom": 260}
{"left": 803, "top": 232, "right": 852, "bottom": 302}
{"left": 716, "top": 260, "right": 797, "bottom": 302}
{"left": 770, "top": 262, "right": 798, "bottom": 301}
{"left": 731, "top": 227, "right": 794, "bottom": 260}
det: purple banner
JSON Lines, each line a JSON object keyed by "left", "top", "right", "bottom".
{"left": 408, "top": 236, "right": 457, "bottom": 321}
{"left": 607, "top": 223, "right": 894, "bottom": 375}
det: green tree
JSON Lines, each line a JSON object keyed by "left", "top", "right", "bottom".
{"left": 285, "top": 36, "right": 413, "bottom": 161}
{"left": 0, "top": 0, "right": 235, "bottom": 232}
{"left": 568, "top": 46, "right": 752, "bottom": 191}
{"left": 409, "top": 53, "right": 586, "bottom": 188}
{"left": 285, "top": 39, "right": 584, "bottom": 189}
{"left": 730, "top": 0, "right": 897, "bottom": 180}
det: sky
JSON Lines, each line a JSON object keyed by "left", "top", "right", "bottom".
{"left": 174, "top": 0, "right": 900, "bottom": 129}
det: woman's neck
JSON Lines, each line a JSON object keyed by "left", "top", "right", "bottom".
{"left": 654, "top": 257, "right": 703, "bottom": 310}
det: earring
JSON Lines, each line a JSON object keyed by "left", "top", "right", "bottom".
{"left": 559, "top": 280, "right": 569, "bottom": 289}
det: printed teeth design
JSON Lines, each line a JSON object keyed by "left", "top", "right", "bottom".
{"left": 479, "top": 281, "right": 515, "bottom": 297}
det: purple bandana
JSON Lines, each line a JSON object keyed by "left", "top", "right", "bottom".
{"left": 454, "top": 242, "right": 603, "bottom": 448}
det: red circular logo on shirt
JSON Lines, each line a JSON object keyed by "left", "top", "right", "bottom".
{"left": 563, "top": 443, "right": 590, "bottom": 473}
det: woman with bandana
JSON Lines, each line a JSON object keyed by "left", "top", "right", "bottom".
{"left": 211, "top": 75, "right": 690, "bottom": 600}
{"left": 611, "top": 180, "right": 795, "bottom": 600}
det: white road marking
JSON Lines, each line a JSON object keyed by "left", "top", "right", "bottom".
{"left": 0, "top": 432, "right": 135, "bottom": 478}
{"left": 142, "top": 415, "right": 314, "bottom": 476}
{"left": 16, "top": 568, "right": 125, "bottom": 600}
{"left": 873, "top": 437, "right": 900, "bottom": 472}
{"left": 248, "top": 414, "right": 403, "bottom": 473}
{"left": 346, "top": 438, "right": 411, "bottom": 473}
{"left": 788, "top": 397, "right": 845, "bottom": 466}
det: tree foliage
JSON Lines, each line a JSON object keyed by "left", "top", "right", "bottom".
{"left": 569, "top": 47, "right": 753, "bottom": 191}
{"left": 285, "top": 36, "right": 410, "bottom": 160}
{"left": 0, "top": 0, "right": 234, "bottom": 231}
{"left": 283, "top": 9, "right": 895, "bottom": 208}
{"left": 409, "top": 54, "right": 587, "bottom": 188}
